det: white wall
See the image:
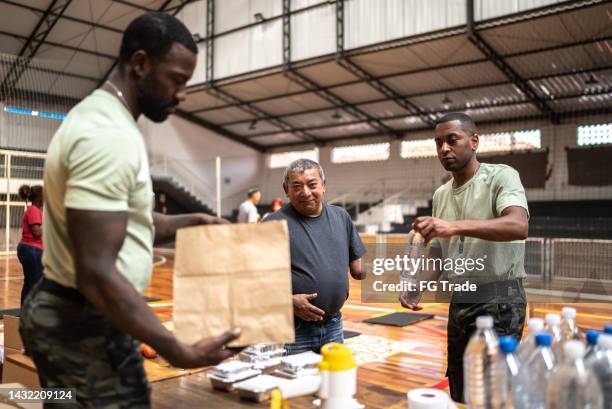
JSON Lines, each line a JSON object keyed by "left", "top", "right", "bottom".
{"left": 139, "top": 115, "right": 264, "bottom": 215}
{"left": 260, "top": 114, "right": 612, "bottom": 208}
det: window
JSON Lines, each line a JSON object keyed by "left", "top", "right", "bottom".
{"left": 478, "top": 129, "right": 541, "bottom": 153}
{"left": 3, "top": 106, "right": 66, "bottom": 120}
{"left": 577, "top": 123, "right": 612, "bottom": 146}
{"left": 400, "top": 139, "right": 436, "bottom": 158}
{"left": 400, "top": 129, "right": 541, "bottom": 159}
{"left": 268, "top": 149, "right": 318, "bottom": 169}
{"left": 331, "top": 143, "right": 390, "bottom": 164}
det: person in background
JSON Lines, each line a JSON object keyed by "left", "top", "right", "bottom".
{"left": 261, "top": 197, "right": 283, "bottom": 220}
{"left": 237, "top": 188, "right": 261, "bottom": 223}
{"left": 17, "top": 184, "right": 44, "bottom": 306}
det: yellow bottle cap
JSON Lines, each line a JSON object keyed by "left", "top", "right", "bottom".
{"left": 318, "top": 342, "right": 357, "bottom": 372}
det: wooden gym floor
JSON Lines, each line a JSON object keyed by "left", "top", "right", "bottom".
{"left": 0, "top": 252, "right": 610, "bottom": 408}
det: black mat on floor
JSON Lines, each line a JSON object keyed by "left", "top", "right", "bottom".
{"left": 0, "top": 296, "right": 161, "bottom": 319}
{"left": 0, "top": 308, "right": 20, "bottom": 319}
{"left": 344, "top": 330, "right": 361, "bottom": 339}
{"left": 363, "top": 312, "right": 433, "bottom": 327}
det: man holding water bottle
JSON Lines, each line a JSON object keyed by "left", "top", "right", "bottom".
{"left": 399, "top": 112, "right": 529, "bottom": 402}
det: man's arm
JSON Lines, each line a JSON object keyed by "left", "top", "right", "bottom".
{"left": 153, "top": 212, "right": 228, "bottom": 245}
{"left": 412, "top": 206, "right": 528, "bottom": 243}
{"left": 349, "top": 258, "right": 365, "bottom": 280}
{"left": 67, "top": 208, "right": 239, "bottom": 368}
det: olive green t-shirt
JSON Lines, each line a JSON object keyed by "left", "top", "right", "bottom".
{"left": 42, "top": 89, "right": 154, "bottom": 293}
{"left": 430, "top": 163, "right": 529, "bottom": 284}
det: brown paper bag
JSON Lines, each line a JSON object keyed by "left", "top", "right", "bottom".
{"left": 173, "top": 220, "right": 294, "bottom": 347}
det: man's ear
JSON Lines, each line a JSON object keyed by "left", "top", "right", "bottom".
{"left": 283, "top": 183, "right": 288, "bottom": 196}
{"left": 321, "top": 179, "right": 326, "bottom": 193}
{"left": 471, "top": 133, "right": 479, "bottom": 152}
{"left": 130, "top": 50, "right": 150, "bottom": 79}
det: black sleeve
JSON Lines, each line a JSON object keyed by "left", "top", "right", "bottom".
{"left": 347, "top": 214, "right": 366, "bottom": 261}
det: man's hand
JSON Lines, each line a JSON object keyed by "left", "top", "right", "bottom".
{"left": 399, "top": 290, "right": 423, "bottom": 311}
{"left": 164, "top": 328, "right": 241, "bottom": 369}
{"left": 198, "top": 213, "right": 230, "bottom": 225}
{"left": 293, "top": 293, "right": 325, "bottom": 321}
{"left": 412, "top": 216, "right": 457, "bottom": 243}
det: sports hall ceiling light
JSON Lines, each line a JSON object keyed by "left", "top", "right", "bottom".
{"left": 254, "top": 12, "right": 265, "bottom": 22}
{"left": 249, "top": 119, "right": 258, "bottom": 130}
{"left": 331, "top": 110, "right": 342, "bottom": 120}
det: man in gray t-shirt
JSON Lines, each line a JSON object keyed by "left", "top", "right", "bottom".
{"left": 265, "top": 159, "right": 366, "bottom": 355}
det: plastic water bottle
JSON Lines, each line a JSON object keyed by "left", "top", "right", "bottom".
{"left": 545, "top": 313, "right": 563, "bottom": 358}
{"left": 517, "top": 317, "right": 544, "bottom": 363}
{"left": 464, "top": 316, "right": 502, "bottom": 409}
{"left": 546, "top": 341, "right": 602, "bottom": 409}
{"left": 560, "top": 307, "right": 581, "bottom": 341}
{"left": 586, "top": 334, "right": 612, "bottom": 409}
{"left": 499, "top": 336, "right": 520, "bottom": 409}
{"left": 584, "top": 330, "right": 601, "bottom": 360}
{"left": 516, "top": 333, "right": 556, "bottom": 409}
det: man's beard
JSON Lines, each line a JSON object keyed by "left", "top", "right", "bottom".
{"left": 136, "top": 76, "right": 175, "bottom": 123}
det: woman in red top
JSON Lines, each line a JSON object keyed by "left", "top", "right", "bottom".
{"left": 17, "top": 184, "right": 44, "bottom": 306}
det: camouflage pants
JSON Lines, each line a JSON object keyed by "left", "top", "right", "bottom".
{"left": 19, "top": 279, "right": 151, "bottom": 409}
{"left": 446, "top": 280, "right": 526, "bottom": 403}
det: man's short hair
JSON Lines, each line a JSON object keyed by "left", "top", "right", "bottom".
{"left": 436, "top": 112, "right": 477, "bottom": 136}
{"left": 247, "top": 188, "right": 260, "bottom": 198}
{"left": 283, "top": 159, "right": 325, "bottom": 187}
{"left": 119, "top": 12, "right": 197, "bottom": 64}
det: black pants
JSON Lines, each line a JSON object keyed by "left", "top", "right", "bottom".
{"left": 17, "top": 242, "right": 44, "bottom": 306}
{"left": 446, "top": 280, "right": 527, "bottom": 403}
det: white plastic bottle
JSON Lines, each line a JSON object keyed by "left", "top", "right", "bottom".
{"left": 586, "top": 334, "right": 612, "bottom": 409}
{"left": 516, "top": 333, "right": 556, "bottom": 409}
{"left": 546, "top": 341, "right": 603, "bottom": 409}
{"left": 517, "top": 317, "right": 544, "bottom": 363}
{"left": 560, "top": 307, "right": 581, "bottom": 341}
{"left": 464, "top": 316, "right": 502, "bottom": 409}
{"left": 498, "top": 336, "right": 520, "bottom": 409}
{"left": 545, "top": 313, "right": 563, "bottom": 358}
{"left": 584, "top": 330, "right": 601, "bottom": 361}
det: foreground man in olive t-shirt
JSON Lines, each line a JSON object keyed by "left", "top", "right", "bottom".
{"left": 399, "top": 112, "right": 529, "bottom": 403}
{"left": 20, "top": 13, "right": 240, "bottom": 408}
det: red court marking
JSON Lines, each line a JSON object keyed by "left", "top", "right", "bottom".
{"left": 419, "top": 324, "right": 447, "bottom": 338}
{"left": 431, "top": 379, "right": 449, "bottom": 390}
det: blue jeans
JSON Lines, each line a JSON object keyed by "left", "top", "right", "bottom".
{"left": 17, "top": 243, "right": 44, "bottom": 307}
{"left": 285, "top": 313, "right": 344, "bottom": 355}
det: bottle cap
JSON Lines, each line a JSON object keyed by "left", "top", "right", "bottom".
{"left": 528, "top": 318, "right": 544, "bottom": 333}
{"left": 586, "top": 330, "right": 600, "bottom": 346}
{"left": 545, "top": 314, "right": 561, "bottom": 326}
{"left": 562, "top": 307, "right": 576, "bottom": 319}
{"left": 563, "top": 341, "right": 585, "bottom": 359}
{"left": 476, "top": 316, "right": 494, "bottom": 329}
{"left": 604, "top": 324, "right": 612, "bottom": 335}
{"left": 535, "top": 332, "right": 552, "bottom": 347}
{"left": 499, "top": 336, "right": 517, "bottom": 353}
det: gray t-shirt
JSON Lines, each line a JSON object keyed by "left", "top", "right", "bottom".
{"left": 265, "top": 203, "right": 366, "bottom": 318}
